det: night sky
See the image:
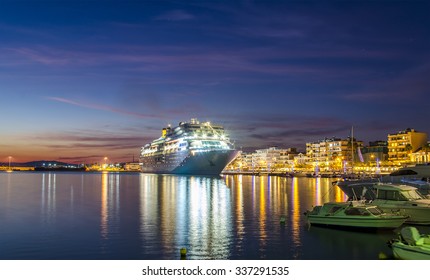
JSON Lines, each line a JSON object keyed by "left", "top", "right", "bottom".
{"left": 1, "top": 0, "right": 430, "bottom": 163}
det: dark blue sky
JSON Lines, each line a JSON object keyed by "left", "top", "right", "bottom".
{"left": 1, "top": 0, "right": 430, "bottom": 163}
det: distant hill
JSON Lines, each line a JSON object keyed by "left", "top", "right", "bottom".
{"left": 26, "top": 161, "right": 66, "bottom": 167}
{"left": 27, "top": 160, "right": 82, "bottom": 168}
{"left": 0, "top": 160, "right": 81, "bottom": 168}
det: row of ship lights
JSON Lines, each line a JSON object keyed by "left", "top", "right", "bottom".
{"left": 142, "top": 134, "right": 229, "bottom": 156}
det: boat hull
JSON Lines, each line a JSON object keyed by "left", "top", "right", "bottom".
{"left": 306, "top": 215, "right": 407, "bottom": 229}
{"left": 371, "top": 203, "right": 430, "bottom": 225}
{"left": 392, "top": 242, "right": 430, "bottom": 260}
{"left": 141, "top": 149, "right": 238, "bottom": 175}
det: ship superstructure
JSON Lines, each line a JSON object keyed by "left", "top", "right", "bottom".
{"left": 139, "top": 118, "right": 238, "bottom": 175}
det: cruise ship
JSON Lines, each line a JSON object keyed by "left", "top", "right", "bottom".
{"left": 139, "top": 119, "right": 239, "bottom": 175}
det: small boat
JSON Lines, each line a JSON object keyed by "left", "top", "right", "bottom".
{"left": 334, "top": 182, "right": 430, "bottom": 225}
{"left": 367, "top": 183, "right": 430, "bottom": 225}
{"left": 389, "top": 226, "right": 430, "bottom": 260}
{"left": 304, "top": 201, "right": 408, "bottom": 229}
{"left": 335, "top": 164, "right": 430, "bottom": 198}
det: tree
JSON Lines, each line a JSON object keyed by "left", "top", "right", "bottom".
{"left": 405, "top": 144, "right": 413, "bottom": 152}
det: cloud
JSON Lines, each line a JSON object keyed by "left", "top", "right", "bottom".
{"left": 23, "top": 128, "right": 154, "bottom": 163}
{"left": 33, "top": 132, "right": 148, "bottom": 148}
{"left": 45, "top": 96, "right": 161, "bottom": 119}
{"left": 204, "top": 112, "right": 352, "bottom": 150}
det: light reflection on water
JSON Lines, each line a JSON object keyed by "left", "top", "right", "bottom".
{"left": 0, "top": 172, "right": 411, "bottom": 260}
{"left": 138, "top": 175, "right": 232, "bottom": 259}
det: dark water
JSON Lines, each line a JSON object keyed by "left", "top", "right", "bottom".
{"left": 0, "top": 172, "right": 426, "bottom": 260}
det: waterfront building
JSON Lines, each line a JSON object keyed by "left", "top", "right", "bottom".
{"left": 251, "top": 147, "right": 298, "bottom": 173}
{"left": 387, "top": 128, "right": 428, "bottom": 164}
{"left": 225, "top": 128, "right": 429, "bottom": 174}
{"left": 226, "top": 147, "right": 298, "bottom": 173}
{"left": 410, "top": 143, "right": 430, "bottom": 164}
{"left": 293, "top": 153, "right": 308, "bottom": 166}
{"left": 124, "top": 162, "right": 141, "bottom": 171}
{"left": 306, "top": 137, "right": 363, "bottom": 171}
{"left": 241, "top": 152, "right": 254, "bottom": 171}
{"left": 360, "top": 141, "right": 388, "bottom": 164}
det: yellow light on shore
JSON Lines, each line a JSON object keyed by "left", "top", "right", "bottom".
{"left": 103, "top": 157, "right": 108, "bottom": 169}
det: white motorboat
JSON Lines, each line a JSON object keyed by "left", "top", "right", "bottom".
{"left": 367, "top": 183, "right": 430, "bottom": 225}
{"left": 335, "top": 164, "right": 430, "bottom": 199}
{"left": 389, "top": 226, "right": 430, "bottom": 260}
{"left": 304, "top": 201, "right": 408, "bottom": 229}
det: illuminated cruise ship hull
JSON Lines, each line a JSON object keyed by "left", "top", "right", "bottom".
{"left": 140, "top": 149, "right": 238, "bottom": 175}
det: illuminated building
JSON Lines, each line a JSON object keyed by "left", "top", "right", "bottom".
{"left": 229, "top": 147, "right": 298, "bottom": 173}
{"left": 410, "top": 146, "right": 430, "bottom": 164}
{"left": 387, "top": 128, "right": 428, "bottom": 164}
{"left": 306, "top": 137, "right": 363, "bottom": 171}
{"left": 360, "top": 141, "right": 388, "bottom": 163}
{"left": 251, "top": 147, "right": 297, "bottom": 172}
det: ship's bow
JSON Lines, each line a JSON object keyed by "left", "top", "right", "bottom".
{"left": 172, "top": 149, "right": 238, "bottom": 175}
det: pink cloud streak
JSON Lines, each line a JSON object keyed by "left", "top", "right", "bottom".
{"left": 45, "top": 96, "right": 160, "bottom": 119}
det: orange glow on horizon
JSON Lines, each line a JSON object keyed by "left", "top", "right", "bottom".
{"left": 2, "top": 146, "right": 137, "bottom": 164}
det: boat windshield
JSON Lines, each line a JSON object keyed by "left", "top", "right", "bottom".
{"left": 377, "top": 189, "right": 425, "bottom": 201}
{"left": 367, "top": 207, "right": 383, "bottom": 215}
{"left": 401, "top": 190, "right": 426, "bottom": 200}
{"left": 344, "top": 207, "right": 371, "bottom": 216}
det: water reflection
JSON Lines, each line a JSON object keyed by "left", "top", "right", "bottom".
{"left": 224, "top": 175, "right": 350, "bottom": 259}
{"left": 291, "top": 177, "right": 301, "bottom": 247}
{"left": 139, "top": 174, "right": 231, "bottom": 258}
{"left": 78, "top": 173, "right": 345, "bottom": 259}
{"left": 259, "top": 176, "right": 267, "bottom": 252}
{"left": 234, "top": 175, "right": 245, "bottom": 252}
{"left": 41, "top": 173, "right": 56, "bottom": 224}
{"left": 101, "top": 172, "right": 108, "bottom": 238}
{"left": 305, "top": 226, "right": 395, "bottom": 260}
{"left": 100, "top": 172, "right": 121, "bottom": 241}
{"left": 138, "top": 174, "right": 232, "bottom": 259}
{"left": 0, "top": 172, "right": 392, "bottom": 260}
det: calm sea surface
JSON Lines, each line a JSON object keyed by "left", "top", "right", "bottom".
{"left": 1, "top": 172, "right": 427, "bottom": 260}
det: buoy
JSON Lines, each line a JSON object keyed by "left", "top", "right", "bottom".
{"left": 378, "top": 252, "right": 388, "bottom": 259}
{"left": 180, "top": 247, "right": 187, "bottom": 258}
{"left": 280, "top": 216, "right": 286, "bottom": 224}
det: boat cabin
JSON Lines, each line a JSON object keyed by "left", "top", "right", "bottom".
{"left": 308, "top": 201, "right": 385, "bottom": 217}
{"left": 374, "top": 184, "right": 426, "bottom": 201}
